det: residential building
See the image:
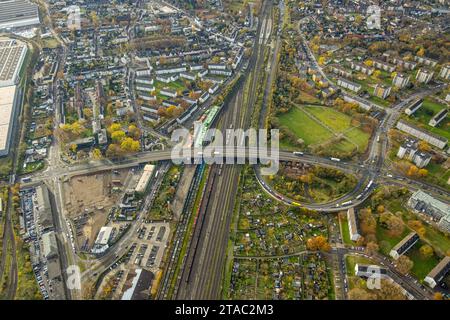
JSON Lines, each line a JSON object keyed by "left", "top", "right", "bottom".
{"left": 424, "top": 256, "right": 450, "bottom": 288}
{"left": 428, "top": 109, "right": 448, "bottom": 127}
{"left": 439, "top": 64, "right": 450, "bottom": 80}
{"left": 396, "top": 120, "right": 447, "bottom": 149}
{"left": 408, "top": 190, "right": 450, "bottom": 233}
{"left": 155, "top": 66, "right": 186, "bottom": 75}
{"left": 347, "top": 207, "right": 361, "bottom": 241}
{"left": 404, "top": 99, "right": 423, "bottom": 116}
{"left": 337, "top": 78, "right": 361, "bottom": 93}
{"left": 373, "top": 59, "right": 396, "bottom": 72}
{"left": 180, "top": 72, "right": 196, "bottom": 81}
{"left": 415, "top": 69, "right": 434, "bottom": 84}
{"left": 159, "top": 88, "right": 178, "bottom": 98}
{"left": 350, "top": 62, "right": 374, "bottom": 75}
{"left": 343, "top": 94, "right": 374, "bottom": 111}
{"left": 392, "top": 73, "right": 410, "bottom": 89}
{"left": 391, "top": 57, "right": 417, "bottom": 71}
{"left": 414, "top": 56, "right": 438, "bottom": 68}
{"left": 397, "top": 138, "right": 431, "bottom": 168}
{"left": 389, "top": 232, "right": 419, "bottom": 260}
{"left": 373, "top": 84, "right": 391, "bottom": 99}
{"left": 329, "top": 64, "right": 352, "bottom": 78}
{"left": 156, "top": 74, "right": 179, "bottom": 83}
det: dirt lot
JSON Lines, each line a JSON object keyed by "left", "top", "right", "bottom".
{"left": 63, "top": 169, "right": 130, "bottom": 250}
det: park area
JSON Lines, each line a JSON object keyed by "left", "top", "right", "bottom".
{"left": 229, "top": 253, "right": 332, "bottom": 300}
{"left": 405, "top": 98, "right": 449, "bottom": 141}
{"left": 266, "top": 163, "right": 358, "bottom": 204}
{"left": 147, "top": 165, "right": 183, "bottom": 221}
{"left": 277, "top": 105, "right": 370, "bottom": 158}
{"left": 233, "top": 167, "right": 329, "bottom": 257}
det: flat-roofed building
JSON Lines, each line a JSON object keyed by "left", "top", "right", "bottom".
{"left": 373, "top": 84, "right": 391, "bottom": 99}
{"left": 135, "top": 164, "right": 155, "bottom": 194}
{"left": 329, "top": 64, "right": 353, "bottom": 78}
{"left": 355, "top": 264, "right": 389, "bottom": 279}
{"left": 408, "top": 190, "right": 450, "bottom": 232}
{"left": 337, "top": 78, "right": 361, "bottom": 93}
{"left": 0, "top": 0, "right": 40, "bottom": 30}
{"left": 372, "top": 59, "right": 395, "bottom": 72}
{"left": 439, "top": 64, "right": 450, "bottom": 80}
{"left": 389, "top": 232, "right": 419, "bottom": 260}
{"left": 393, "top": 73, "right": 410, "bottom": 89}
{"left": 0, "top": 39, "right": 27, "bottom": 157}
{"left": 0, "top": 39, "right": 28, "bottom": 86}
{"left": 424, "top": 256, "right": 450, "bottom": 288}
{"left": 404, "top": 99, "right": 423, "bottom": 116}
{"left": 347, "top": 207, "right": 361, "bottom": 241}
{"left": 429, "top": 109, "right": 448, "bottom": 127}
{"left": 92, "top": 226, "right": 113, "bottom": 254}
{"left": 396, "top": 119, "right": 448, "bottom": 149}
{"left": 121, "top": 268, "right": 154, "bottom": 300}
{"left": 416, "top": 68, "right": 434, "bottom": 84}
{"left": 350, "top": 62, "right": 374, "bottom": 75}
{"left": 0, "top": 86, "right": 18, "bottom": 156}
{"left": 35, "top": 184, "right": 54, "bottom": 232}
{"left": 414, "top": 56, "right": 438, "bottom": 68}
{"left": 42, "top": 231, "right": 58, "bottom": 260}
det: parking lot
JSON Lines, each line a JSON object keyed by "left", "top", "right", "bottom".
{"left": 20, "top": 189, "right": 48, "bottom": 299}
{"left": 96, "top": 222, "right": 170, "bottom": 299}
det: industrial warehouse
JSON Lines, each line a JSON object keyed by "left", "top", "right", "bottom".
{"left": 0, "top": 0, "right": 40, "bottom": 30}
{"left": 0, "top": 38, "right": 27, "bottom": 156}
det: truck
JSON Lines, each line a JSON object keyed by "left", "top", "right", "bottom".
{"left": 330, "top": 157, "right": 341, "bottom": 162}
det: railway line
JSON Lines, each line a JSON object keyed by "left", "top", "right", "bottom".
{"left": 175, "top": 0, "right": 275, "bottom": 299}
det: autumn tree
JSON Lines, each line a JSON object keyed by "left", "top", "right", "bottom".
{"left": 408, "top": 220, "right": 426, "bottom": 237}
{"left": 407, "top": 165, "right": 419, "bottom": 177}
{"left": 348, "top": 288, "right": 375, "bottom": 300}
{"left": 433, "top": 292, "right": 443, "bottom": 300}
{"left": 375, "top": 280, "right": 406, "bottom": 300}
{"left": 128, "top": 124, "right": 141, "bottom": 140}
{"left": 306, "top": 236, "right": 331, "bottom": 252}
{"left": 92, "top": 148, "right": 103, "bottom": 160}
{"left": 386, "top": 216, "right": 404, "bottom": 237}
{"left": 396, "top": 255, "right": 414, "bottom": 275}
{"left": 419, "top": 244, "right": 434, "bottom": 259}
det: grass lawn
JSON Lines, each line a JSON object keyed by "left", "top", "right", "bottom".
{"left": 376, "top": 225, "right": 410, "bottom": 256}
{"left": 421, "top": 224, "right": 450, "bottom": 256}
{"left": 154, "top": 79, "right": 186, "bottom": 92}
{"left": 277, "top": 106, "right": 370, "bottom": 154}
{"left": 406, "top": 98, "right": 449, "bottom": 140}
{"left": 298, "top": 90, "right": 321, "bottom": 104}
{"left": 406, "top": 242, "right": 440, "bottom": 280}
{"left": 344, "top": 128, "right": 370, "bottom": 151}
{"left": 345, "top": 255, "right": 375, "bottom": 276}
{"left": 41, "top": 37, "right": 59, "bottom": 49}
{"left": 425, "top": 162, "right": 450, "bottom": 189}
{"left": 307, "top": 106, "right": 352, "bottom": 133}
{"left": 340, "top": 217, "right": 353, "bottom": 245}
{"left": 278, "top": 107, "right": 333, "bottom": 145}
